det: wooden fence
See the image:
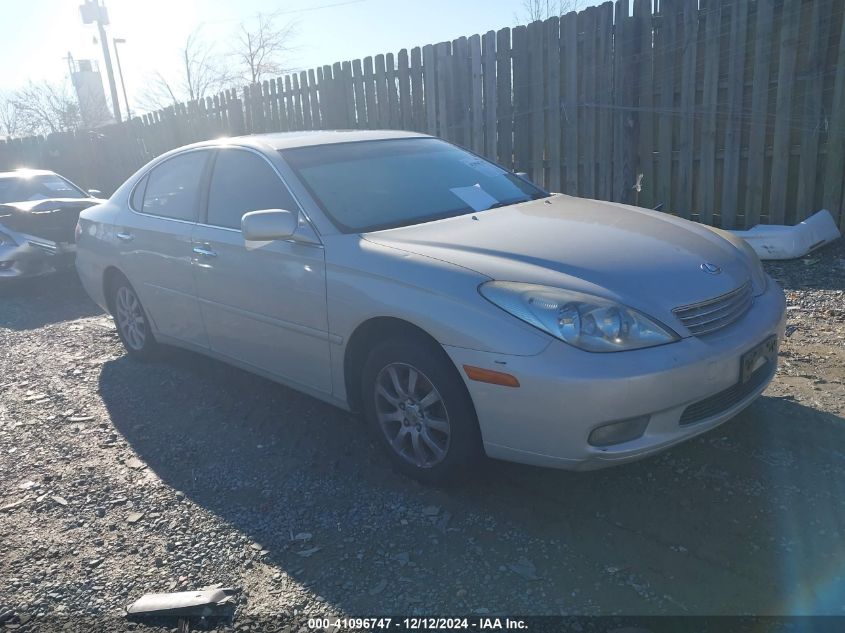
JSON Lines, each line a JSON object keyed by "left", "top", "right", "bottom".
{"left": 2, "top": 0, "right": 844, "bottom": 230}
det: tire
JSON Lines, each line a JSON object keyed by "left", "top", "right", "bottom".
{"left": 108, "top": 275, "right": 159, "bottom": 360}
{"left": 361, "top": 337, "right": 482, "bottom": 485}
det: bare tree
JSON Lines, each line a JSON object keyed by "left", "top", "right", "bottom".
{"left": 11, "top": 80, "right": 81, "bottom": 136}
{"left": 0, "top": 90, "right": 20, "bottom": 139}
{"left": 231, "top": 10, "right": 299, "bottom": 86}
{"left": 516, "top": 0, "right": 582, "bottom": 22}
{"left": 137, "top": 26, "right": 233, "bottom": 112}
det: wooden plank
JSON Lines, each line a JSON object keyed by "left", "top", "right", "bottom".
{"left": 769, "top": 0, "right": 801, "bottom": 225}
{"left": 544, "top": 17, "right": 562, "bottom": 192}
{"left": 581, "top": 8, "right": 596, "bottom": 198}
{"left": 410, "top": 47, "right": 425, "bottom": 132}
{"left": 496, "top": 28, "right": 513, "bottom": 169}
{"left": 332, "top": 62, "right": 346, "bottom": 127}
{"left": 300, "top": 71, "right": 312, "bottom": 129}
{"left": 374, "top": 54, "right": 389, "bottom": 129}
{"left": 422, "top": 45, "right": 438, "bottom": 134}
{"left": 283, "top": 75, "right": 295, "bottom": 130}
{"left": 341, "top": 61, "right": 356, "bottom": 128}
{"left": 385, "top": 53, "right": 400, "bottom": 128}
{"left": 744, "top": 0, "right": 775, "bottom": 227}
{"left": 292, "top": 73, "right": 304, "bottom": 131}
{"left": 795, "top": 0, "right": 829, "bottom": 221}
{"left": 482, "top": 30, "right": 498, "bottom": 162}
{"left": 308, "top": 69, "right": 321, "bottom": 129}
{"left": 597, "top": 2, "right": 614, "bottom": 201}
{"left": 561, "top": 11, "right": 578, "bottom": 195}
{"left": 451, "top": 37, "right": 469, "bottom": 147}
{"left": 656, "top": 0, "right": 677, "bottom": 212}
{"left": 720, "top": 0, "right": 748, "bottom": 228}
{"left": 697, "top": 1, "right": 720, "bottom": 224}
{"left": 435, "top": 41, "right": 451, "bottom": 139}
{"left": 823, "top": 6, "right": 845, "bottom": 228}
{"left": 268, "top": 79, "right": 279, "bottom": 131}
{"left": 469, "top": 34, "right": 484, "bottom": 154}
{"left": 675, "top": 0, "right": 698, "bottom": 218}
{"left": 363, "top": 56, "right": 377, "bottom": 129}
{"left": 315, "top": 67, "right": 325, "bottom": 128}
{"left": 511, "top": 25, "right": 530, "bottom": 173}
{"left": 528, "top": 20, "right": 545, "bottom": 186}
{"left": 352, "top": 59, "right": 367, "bottom": 128}
{"left": 397, "top": 49, "right": 412, "bottom": 129}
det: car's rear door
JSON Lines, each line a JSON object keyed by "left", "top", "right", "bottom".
{"left": 115, "top": 149, "right": 211, "bottom": 348}
{"left": 190, "top": 147, "right": 331, "bottom": 392}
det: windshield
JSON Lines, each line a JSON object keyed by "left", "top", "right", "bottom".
{"left": 282, "top": 138, "right": 548, "bottom": 232}
{"left": 0, "top": 173, "right": 88, "bottom": 204}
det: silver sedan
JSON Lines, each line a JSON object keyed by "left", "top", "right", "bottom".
{"left": 75, "top": 131, "right": 786, "bottom": 484}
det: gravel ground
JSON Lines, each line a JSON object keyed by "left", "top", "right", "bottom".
{"left": 0, "top": 242, "right": 844, "bottom": 631}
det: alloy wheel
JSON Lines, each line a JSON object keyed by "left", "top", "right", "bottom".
{"left": 374, "top": 362, "right": 451, "bottom": 468}
{"left": 115, "top": 286, "right": 147, "bottom": 351}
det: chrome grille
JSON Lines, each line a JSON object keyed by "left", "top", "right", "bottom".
{"left": 673, "top": 281, "right": 753, "bottom": 336}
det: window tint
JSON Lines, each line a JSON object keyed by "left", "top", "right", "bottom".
{"left": 141, "top": 151, "right": 208, "bottom": 221}
{"left": 130, "top": 174, "right": 148, "bottom": 211}
{"left": 206, "top": 149, "right": 298, "bottom": 230}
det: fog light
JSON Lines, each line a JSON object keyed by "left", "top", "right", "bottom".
{"left": 588, "top": 415, "right": 650, "bottom": 447}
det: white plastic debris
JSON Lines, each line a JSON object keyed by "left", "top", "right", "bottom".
{"left": 730, "top": 209, "right": 841, "bottom": 260}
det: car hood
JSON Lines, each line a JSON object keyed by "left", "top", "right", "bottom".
{"left": 362, "top": 194, "right": 751, "bottom": 321}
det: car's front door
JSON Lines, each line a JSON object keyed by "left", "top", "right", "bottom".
{"left": 191, "top": 147, "right": 331, "bottom": 393}
{"left": 116, "top": 150, "right": 210, "bottom": 348}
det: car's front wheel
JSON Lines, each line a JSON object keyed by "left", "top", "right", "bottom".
{"left": 109, "top": 276, "right": 159, "bottom": 360}
{"left": 361, "top": 338, "right": 481, "bottom": 485}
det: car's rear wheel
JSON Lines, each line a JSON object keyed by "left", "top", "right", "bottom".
{"left": 109, "top": 277, "right": 158, "bottom": 360}
{"left": 361, "top": 338, "right": 481, "bottom": 485}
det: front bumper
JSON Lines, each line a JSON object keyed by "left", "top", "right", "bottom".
{"left": 444, "top": 277, "right": 786, "bottom": 470}
{"left": 0, "top": 229, "right": 75, "bottom": 280}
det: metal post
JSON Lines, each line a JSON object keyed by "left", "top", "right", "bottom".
{"left": 97, "top": 18, "right": 121, "bottom": 123}
{"left": 113, "top": 38, "right": 131, "bottom": 120}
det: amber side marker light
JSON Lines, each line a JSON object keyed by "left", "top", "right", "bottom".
{"left": 463, "top": 365, "right": 520, "bottom": 388}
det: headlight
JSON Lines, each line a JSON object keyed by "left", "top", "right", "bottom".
{"left": 479, "top": 282, "right": 680, "bottom": 352}
{"left": 0, "top": 231, "right": 17, "bottom": 247}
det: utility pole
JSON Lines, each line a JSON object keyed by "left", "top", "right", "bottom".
{"left": 79, "top": 0, "right": 121, "bottom": 123}
{"left": 113, "top": 38, "right": 131, "bottom": 120}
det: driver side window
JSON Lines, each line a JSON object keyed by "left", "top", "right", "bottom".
{"left": 206, "top": 149, "right": 299, "bottom": 230}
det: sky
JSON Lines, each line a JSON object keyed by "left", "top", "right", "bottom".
{"left": 0, "top": 0, "right": 599, "bottom": 117}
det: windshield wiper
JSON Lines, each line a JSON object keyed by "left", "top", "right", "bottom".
{"left": 485, "top": 192, "right": 547, "bottom": 210}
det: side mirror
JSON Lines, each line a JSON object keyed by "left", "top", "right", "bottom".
{"left": 88, "top": 189, "right": 103, "bottom": 197}
{"left": 241, "top": 209, "right": 298, "bottom": 241}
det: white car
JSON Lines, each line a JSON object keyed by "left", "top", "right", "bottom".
{"left": 76, "top": 131, "right": 786, "bottom": 483}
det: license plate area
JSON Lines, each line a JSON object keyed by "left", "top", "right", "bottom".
{"left": 740, "top": 334, "right": 778, "bottom": 383}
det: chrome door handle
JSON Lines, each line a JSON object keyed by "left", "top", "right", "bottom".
{"left": 192, "top": 246, "right": 217, "bottom": 258}
{"left": 116, "top": 232, "right": 134, "bottom": 242}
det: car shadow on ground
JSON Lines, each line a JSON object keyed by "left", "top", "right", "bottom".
{"left": 98, "top": 348, "right": 845, "bottom": 615}
{"left": 0, "top": 270, "right": 102, "bottom": 330}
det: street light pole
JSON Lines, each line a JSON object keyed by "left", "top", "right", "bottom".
{"left": 113, "top": 38, "right": 131, "bottom": 121}
{"left": 80, "top": 0, "right": 121, "bottom": 123}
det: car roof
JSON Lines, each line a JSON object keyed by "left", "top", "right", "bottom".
{"left": 0, "top": 169, "right": 59, "bottom": 179}
{"left": 183, "top": 129, "right": 430, "bottom": 152}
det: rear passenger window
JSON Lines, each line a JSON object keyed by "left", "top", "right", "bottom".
{"left": 130, "top": 174, "right": 148, "bottom": 211}
{"left": 141, "top": 151, "right": 208, "bottom": 221}
{"left": 206, "top": 149, "right": 298, "bottom": 230}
